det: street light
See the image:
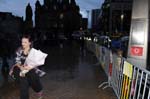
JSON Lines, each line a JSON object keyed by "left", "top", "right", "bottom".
{"left": 86, "top": 10, "right": 90, "bottom": 29}
{"left": 121, "top": 13, "right": 124, "bottom": 33}
{"left": 121, "top": 14, "right": 124, "bottom": 20}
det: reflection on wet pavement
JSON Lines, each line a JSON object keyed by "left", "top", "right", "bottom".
{"left": 0, "top": 41, "right": 117, "bottom": 99}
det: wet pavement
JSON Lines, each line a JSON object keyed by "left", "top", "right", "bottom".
{"left": 0, "top": 41, "right": 117, "bottom": 99}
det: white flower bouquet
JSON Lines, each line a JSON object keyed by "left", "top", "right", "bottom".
{"left": 20, "top": 48, "right": 48, "bottom": 77}
{"left": 25, "top": 48, "right": 48, "bottom": 67}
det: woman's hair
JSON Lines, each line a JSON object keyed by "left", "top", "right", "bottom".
{"left": 21, "top": 34, "right": 33, "bottom": 47}
{"left": 22, "top": 34, "right": 32, "bottom": 42}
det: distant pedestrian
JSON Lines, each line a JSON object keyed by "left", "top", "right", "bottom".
{"left": 9, "top": 34, "right": 44, "bottom": 99}
{"left": 79, "top": 28, "right": 85, "bottom": 51}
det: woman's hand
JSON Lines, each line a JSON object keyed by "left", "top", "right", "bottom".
{"left": 15, "top": 63, "right": 21, "bottom": 67}
{"left": 14, "top": 63, "right": 25, "bottom": 71}
{"left": 23, "top": 65, "right": 33, "bottom": 70}
{"left": 20, "top": 66, "right": 26, "bottom": 71}
{"left": 9, "top": 70, "right": 13, "bottom": 76}
{"left": 19, "top": 65, "right": 33, "bottom": 77}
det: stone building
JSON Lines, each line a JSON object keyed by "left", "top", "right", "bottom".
{"left": 25, "top": 0, "right": 82, "bottom": 40}
{"left": 24, "top": 3, "right": 33, "bottom": 33}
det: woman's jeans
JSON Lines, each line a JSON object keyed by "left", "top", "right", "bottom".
{"left": 13, "top": 67, "right": 43, "bottom": 99}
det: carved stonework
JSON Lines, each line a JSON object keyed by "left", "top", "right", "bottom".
{"left": 32, "top": 0, "right": 82, "bottom": 39}
{"left": 25, "top": 3, "right": 33, "bottom": 32}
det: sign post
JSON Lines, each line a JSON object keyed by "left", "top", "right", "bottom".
{"left": 127, "top": 0, "right": 149, "bottom": 68}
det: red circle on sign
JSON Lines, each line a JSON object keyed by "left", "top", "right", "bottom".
{"left": 134, "top": 48, "right": 139, "bottom": 54}
{"left": 130, "top": 46, "right": 143, "bottom": 56}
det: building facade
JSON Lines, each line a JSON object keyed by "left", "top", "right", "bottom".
{"left": 81, "top": 18, "right": 88, "bottom": 30}
{"left": 25, "top": 0, "right": 82, "bottom": 40}
{"left": 0, "top": 12, "right": 23, "bottom": 57}
{"left": 24, "top": 3, "right": 33, "bottom": 33}
{"left": 0, "top": 12, "right": 23, "bottom": 39}
{"left": 98, "top": 0, "right": 133, "bottom": 37}
{"left": 91, "top": 9, "right": 101, "bottom": 32}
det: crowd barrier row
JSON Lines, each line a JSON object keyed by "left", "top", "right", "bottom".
{"left": 85, "top": 40, "right": 150, "bottom": 99}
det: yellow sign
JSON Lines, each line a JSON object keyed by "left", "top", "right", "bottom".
{"left": 121, "top": 61, "right": 134, "bottom": 99}
{"left": 123, "top": 61, "right": 133, "bottom": 79}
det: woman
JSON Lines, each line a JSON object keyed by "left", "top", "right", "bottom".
{"left": 9, "top": 35, "right": 43, "bottom": 99}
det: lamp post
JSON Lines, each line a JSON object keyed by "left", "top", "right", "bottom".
{"left": 86, "top": 10, "right": 90, "bottom": 29}
{"left": 120, "top": 13, "right": 124, "bottom": 34}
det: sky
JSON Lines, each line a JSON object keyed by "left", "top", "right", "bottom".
{"left": 0, "top": 0, "right": 104, "bottom": 27}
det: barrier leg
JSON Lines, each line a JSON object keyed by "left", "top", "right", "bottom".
{"left": 98, "top": 77, "right": 112, "bottom": 90}
{"left": 98, "top": 82, "right": 111, "bottom": 89}
{"left": 98, "top": 62, "right": 112, "bottom": 89}
{"left": 98, "top": 82, "right": 109, "bottom": 88}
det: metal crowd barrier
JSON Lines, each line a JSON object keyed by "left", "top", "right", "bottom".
{"left": 121, "top": 61, "right": 150, "bottom": 99}
{"left": 85, "top": 40, "right": 150, "bottom": 99}
{"left": 111, "top": 54, "right": 124, "bottom": 98}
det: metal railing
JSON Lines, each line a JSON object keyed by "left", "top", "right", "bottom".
{"left": 85, "top": 40, "right": 150, "bottom": 99}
